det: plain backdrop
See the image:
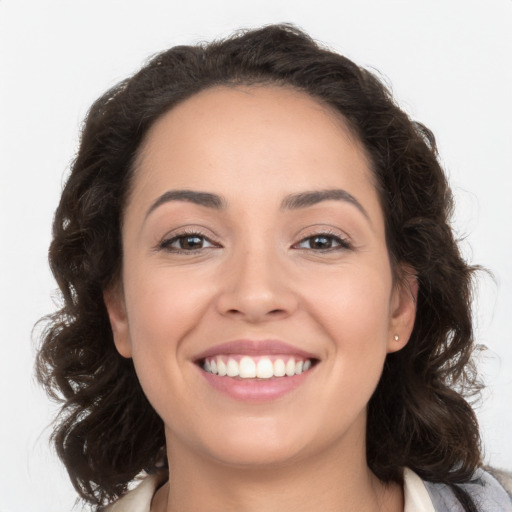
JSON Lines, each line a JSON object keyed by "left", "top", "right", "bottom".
{"left": 1, "top": 0, "right": 511, "bottom": 510}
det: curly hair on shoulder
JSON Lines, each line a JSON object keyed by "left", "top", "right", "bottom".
{"left": 36, "top": 23, "right": 482, "bottom": 507}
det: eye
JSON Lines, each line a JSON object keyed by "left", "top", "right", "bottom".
{"left": 294, "top": 233, "right": 351, "bottom": 251}
{"left": 159, "top": 232, "right": 219, "bottom": 253}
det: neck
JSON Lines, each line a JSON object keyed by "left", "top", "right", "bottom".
{"left": 152, "top": 427, "right": 403, "bottom": 512}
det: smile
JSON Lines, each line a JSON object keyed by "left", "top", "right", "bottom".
{"left": 203, "top": 355, "right": 313, "bottom": 379}
{"left": 194, "top": 340, "right": 319, "bottom": 401}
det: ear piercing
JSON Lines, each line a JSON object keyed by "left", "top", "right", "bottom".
{"left": 394, "top": 335, "right": 399, "bottom": 341}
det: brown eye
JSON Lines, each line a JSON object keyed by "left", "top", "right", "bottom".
{"left": 295, "top": 234, "right": 351, "bottom": 251}
{"left": 307, "top": 235, "right": 334, "bottom": 249}
{"left": 160, "top": 233, "right": 218, "bottom": 252}
{"left": 179, "top": 235, "right": 205, "bottom": 250}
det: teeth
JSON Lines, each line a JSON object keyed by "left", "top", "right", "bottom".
{"left": 256, "top": 358, "right": 274, "bottom": 379}
{"left": 217, "top": 359, "right": 227, "bottom": 376}
{"left": 226, "top": 358, "right": 239, "bottom": 377}
{"left": 285, "top": 358, "right": 296, "bottom": 377}
{"left": 203, "top": 355, "right": 313, "bottom": 379}
{"left": 273, "top": 359, "right": 286, "bottom": 377}
{"left": 239, "top": 356, "right": 256, "bottom": 378}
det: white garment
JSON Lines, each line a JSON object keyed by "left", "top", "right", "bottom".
{"left": 104, "top": 468, "right": 435, "bottom": 512}
{"left": 104, "top": 473, "right": 164, "bottom": 512}
{"left": 403, "top": 467, "right": 436, "bottom": 512}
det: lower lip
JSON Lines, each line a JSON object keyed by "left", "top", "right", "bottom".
{"left": 199, "top": 367, "right": 314, "bottom": 402}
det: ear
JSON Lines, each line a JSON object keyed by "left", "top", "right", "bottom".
{"left": 387, "top": 265, "right": 418, "bottom": 354}
{"left": 103, "top": 283, "right": 132, "bottom": 358}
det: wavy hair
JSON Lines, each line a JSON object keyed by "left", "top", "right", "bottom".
{"left": 36, "top": 24, "right": 482, "bottom": 507}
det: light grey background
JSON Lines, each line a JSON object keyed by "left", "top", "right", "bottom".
{"left": 1, "top": 0, "right": 511, "bottom": 510}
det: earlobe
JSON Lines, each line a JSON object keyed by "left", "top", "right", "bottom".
{"left": 387, "top": 266, "right": 418, "bottom": 354}
{"left": 103, "top": 284, "right": 132, "bottom": 358}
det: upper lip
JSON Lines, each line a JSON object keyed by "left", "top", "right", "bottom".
{"left": 193, "top": 339, "right": 318, "bottom": 361}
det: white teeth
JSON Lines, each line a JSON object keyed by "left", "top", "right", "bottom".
{"left": 273, "top": 359, "right": 286, "bottom": 377}
{"left": 217, "top": 359, "right": 227, "bottom": 376}
{"left": 256, "top": 358, "right": 274, "bottom": 379}
{"left": 239, "top": 356, "right": 256, "bottom": 378}
{"left": 285, "top": 358, "right": 296, "bottom": 377}
{"left": 204, "top": 355, "right": 314, "bottom": 379}
{"left": 226, "top": 358, "right": 239, "bottom": 377}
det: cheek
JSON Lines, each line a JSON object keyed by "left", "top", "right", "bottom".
{"left": 300, "top": 261, "right": 393, "bottom": 372}
{"left": 125, "top": 265, "right": 212, "bottom": 347}
{"left": 121, "top": 269, "right": 212, "bottom": 421}
{"left": 304, "top": 260, "right": 392, "bottom": 327}
{"left": 121, "top": 267, "right": 214, "bottom": 405}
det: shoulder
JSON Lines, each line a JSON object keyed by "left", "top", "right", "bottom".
{"left": 101, "top": 472, "right": 167, "bottom": 512}
{"left": 422, "top": 467, "right": 512, "bottom": 512}
{"left": 484, "top": 466, "right": 512, "bottom": 496}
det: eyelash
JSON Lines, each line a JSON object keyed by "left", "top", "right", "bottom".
{"left": 158, "top": 230, "right": 220, "bottom": 254}
{"left": 158, "top": 230, "right": 352, "bottom": 254}
{"left": 293, "top": 231, "right": 352, "bottom": 252}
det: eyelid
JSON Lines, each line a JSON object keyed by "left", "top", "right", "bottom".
{"left": 292, "top": 227, "right": 353, "bottom": 251}
{"left": 156, "top": 226, "right": 222, "bottom": 253}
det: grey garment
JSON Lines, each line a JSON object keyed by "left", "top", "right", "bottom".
{"left": 424, "top": 468, "right": 512, "bottom": 511}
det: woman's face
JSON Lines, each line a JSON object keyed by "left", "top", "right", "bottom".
{"left": 105, "top": 86, "right": 416, "bottom": 469}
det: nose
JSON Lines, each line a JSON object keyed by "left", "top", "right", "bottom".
{"left": 215, "top": 246, "right": 299, "bottom": 323}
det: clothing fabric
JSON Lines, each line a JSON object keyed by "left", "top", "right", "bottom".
{"left": 423, "top": 468, "right": 512, "bottom": 512}
{"left": 403, "top": 468, "right": 436, "bottom": 512}
{"left": 103, "top": 467, "right": 512, "bottom": 512}
{"left": 103, "top": 472, "right": 166, "bottom": 512}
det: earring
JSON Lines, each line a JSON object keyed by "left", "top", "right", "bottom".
{"left": 394, "top": 335, "right": 399, "bottom": 342}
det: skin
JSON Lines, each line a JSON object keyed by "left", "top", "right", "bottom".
{"left": 105, "top": 85, "right": 417, "bottom": 512}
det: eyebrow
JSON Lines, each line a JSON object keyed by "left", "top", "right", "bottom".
{"left": 145, "top": 188, "right": 369, "bottom": 222}
{"left": 281, "top": 189, "right": 370, "bottom": 220}
{"left": 145, "top": 189, "right": 226, "bottom": 219}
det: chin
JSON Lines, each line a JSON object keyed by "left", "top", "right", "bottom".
{"left": 194, "top": 418, "right": 315, "bottom": 469}
{"left": 210, "top": 440, "right": 307, "bottom": 469}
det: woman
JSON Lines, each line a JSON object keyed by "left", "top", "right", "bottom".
{"left": 36, "top": 24, "right": 512, "bottom": 511}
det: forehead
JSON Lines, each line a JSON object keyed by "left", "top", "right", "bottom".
{"left": 139, "top": 85, "right": 364, "bottom": 156}
{"left": 129, "top": 85, "right": 378, "bottom": 214}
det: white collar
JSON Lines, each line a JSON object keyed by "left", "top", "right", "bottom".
{"left": 104, "top": 468, "right": 435, "bottom": 512}
{"left": 103, "top": 472, "right": 165, "bottom": 512}
{"left": 403, "top": 467, "right": 436, "bottom": 512}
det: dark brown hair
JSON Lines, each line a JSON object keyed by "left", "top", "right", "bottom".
{"left": 36, "top": 24, "right": 482, "bottom": 507}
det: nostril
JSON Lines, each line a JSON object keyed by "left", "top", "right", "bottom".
{"left": 216, "top": 287, "right": 299, "bottom": 321}
{"left": 225, "top": 308, "right": 284, "bottom": 316}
